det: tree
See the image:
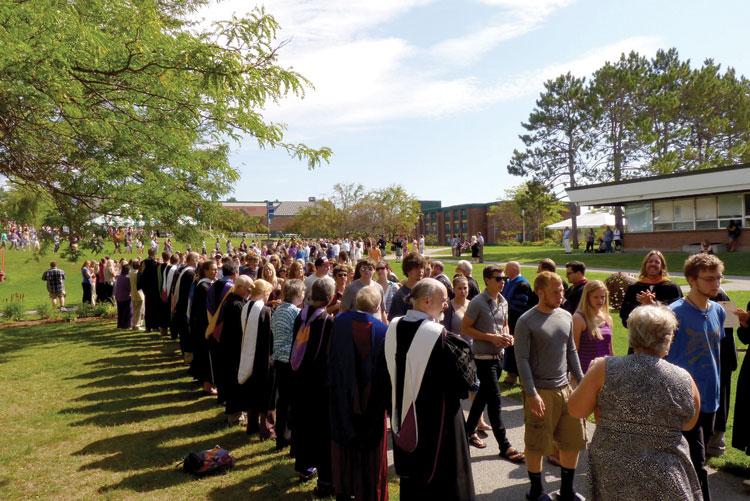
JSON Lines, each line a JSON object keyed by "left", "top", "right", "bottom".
{"left": 0, "top": 184, "right": 54, "bottom": 227}
{"left": 0, "top": 1, "right": 331, "bottom": 236}
{"left": 507, "top": 181, "right": 566, "bottom": 242}
{"left": 210, "top": 207, "right": 265, "bottom": 235}
{"left": 366, "top": 185, "right": 422, "bottom": 239}
{"left": 508, "top": 72, "right": 592, "bottom": 248}
{"left": 589, "top": 51, "right": 650, "bottom": 230}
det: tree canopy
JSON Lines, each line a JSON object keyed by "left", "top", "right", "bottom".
{"left": 289, "top": 184, "right": 421, "bottom": 239}
{"left": 0, "top": 0, "right": 331, "bottom": 234}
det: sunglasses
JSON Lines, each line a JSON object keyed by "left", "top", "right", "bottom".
{"left": 491, "top": 275, "right": 506, "bottom": 282}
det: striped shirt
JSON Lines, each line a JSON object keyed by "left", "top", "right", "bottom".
{"left": 271, "top": 302, "right": 300, "bottom": 363}
{"left": 42, "top": 268, "right": 65, "bottom": 294}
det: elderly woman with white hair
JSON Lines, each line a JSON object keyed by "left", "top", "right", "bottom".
{"left": 568, "top": 305, "right": 702, "bottom": 500}
{"left": 455, "top": 260, "right": 480, "bottom": 299}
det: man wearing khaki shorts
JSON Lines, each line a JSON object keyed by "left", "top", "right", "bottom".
{"left": 515, "top": 271, "right": 586, "bottom": 501}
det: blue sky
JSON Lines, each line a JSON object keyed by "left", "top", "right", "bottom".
{"left": 197, "top": 0, "right": 750, "bottom": 206}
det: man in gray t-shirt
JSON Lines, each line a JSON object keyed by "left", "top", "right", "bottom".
{"left": 461, "top": 265, "right": 523, "bottom": 462}
{"left": 339, "top": 260, "right": 387, "bottom": 323}
{"left": 514, "top": 271, "right": 585, "bottom": 501}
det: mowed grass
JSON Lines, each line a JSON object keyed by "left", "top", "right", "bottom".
{"left": 428, "top": 245, "right": 750, "bottom": 277}
{"left": 0, "top": 320, "right": 399, "bottom": 499}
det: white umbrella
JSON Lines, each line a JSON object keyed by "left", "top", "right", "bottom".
{"left": 546, "top": 212, "right": 622, "bottom": 230}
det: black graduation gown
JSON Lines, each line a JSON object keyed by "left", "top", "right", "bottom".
{"left": 390, "top": 318, "right": 475, "bottom": 501}
{"left": 158, "top": 263, "right": 172, "bottom": 329}
{"left": 732, "top": 300, "right": 750, "bottom": 454}
{"left": 173, "top": 267, "right": 195, "bottom": 353}
{"left": 619, "top": 280, "right": 683, "bottom": 327}
{"left": 290, "top": 311, "right": 334, "bottom": 481}
{"left": 219, "top": 293, "right": 248, "bottom": 414}
{"left": 188, "top": 280, "right": 212, "bottom": 383}
{"left": 140, "top": 258, "right": 160, "bottom": 330}
{"left": 713, "top": 290, "right": 738, "bottom": 432}
{"left": 242, "top": 301, "right": 274, "bottom": 413}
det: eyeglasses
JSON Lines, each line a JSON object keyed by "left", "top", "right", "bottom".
{"left": 491, "top": 276, "right": 506, "bottom": 282}
{"left": 361, "top": 266, "right": 374, "bottom": 272}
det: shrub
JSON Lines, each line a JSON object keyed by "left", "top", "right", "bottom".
{"left": 36, "top": 302, "right": 60, "bottom": 320}
{"left": 3, "top": 301, "right": 25, "bottom": 322}
{"left": 93, "top": 302, "right": 117, "bottom": 318}
{"left": 78, "top": 303, "right": 96, "bottom": 318}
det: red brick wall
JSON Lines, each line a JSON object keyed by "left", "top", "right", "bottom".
{"left": 624, "top": 229, "right": 749, "bottom": 251}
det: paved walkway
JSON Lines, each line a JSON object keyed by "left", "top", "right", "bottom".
{"left": 388, "top": 396, "right": 749, "bottom": 499}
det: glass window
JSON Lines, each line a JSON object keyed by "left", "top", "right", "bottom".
{"left": 654, "top": 223, "right": 673, "bottom": 231}
{"left": 672, "top": 198, "right": 694, "bottom": 222}
{"left": 462, "top": 222, "right": 468, "bottom": 233}
{"left": 695, "top": 197, "right": 717, "bottom": 220}
{"left": 673, "top": 221, "right": 694, "bottom": 231}
{"left": 653, "top": 200, "right": 673, "bottom": 223}
{"left": 745, "top": 194, "right": 750, "bottom": 216}
{"left": 718, "top": 194, "right": 742, "bottom": 218}
{"left": 625, "top": 202, "right": 653, "bottom": 232}
{"left": 696, "top": 220, "right": 718, "bottom": 230}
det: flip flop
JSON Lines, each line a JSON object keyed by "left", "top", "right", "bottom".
{"left": 500, "top": 447, "right": 525, "bottom": 464}
{"left": 469, "top": 434, "right": 486, "bottom": 449}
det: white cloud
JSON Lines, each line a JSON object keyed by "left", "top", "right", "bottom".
{"left": 194, "top": 1, "right": 660, "bottom": 133}
{"left": 430, "top": 0, "right": 575, "bottom": 65}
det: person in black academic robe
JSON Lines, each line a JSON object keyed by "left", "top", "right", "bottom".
{"left": 386, "top": 279, "right": 475, "bottom": 501}
{"left": 139, "top": 251, "right": 160, "bottom": 332}
{"left": 218, "top": 279, "right": 250, "bottom": 421}
{"left": 207, "top": 271, "right": 235, "bottom": 405}
{"left": 188, "top": 262, "right": 216, "bottom": 394}
{"left": 328, "top": 307, "right": 389, "bottom": 501}
{"left": 158, "top": 257, "right": 173, "bottom": 335}
{"left": 243, "top": 297, "right": 275, "bottom": 439}
{"left": 290, "top": 279, "right": 336, "bottom": 496}
{"left": 173, "top": 256, "right": 197, "bottom": 357}
{"left": 706, "top": 289, "right": 738, "bottom": 456}
{"left": 732, "top": 300, "right": 750, "bottom": 455}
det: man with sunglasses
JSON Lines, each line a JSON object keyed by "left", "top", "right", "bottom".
{"left": 461, "top": 264, "right": 524, "bottom": 463}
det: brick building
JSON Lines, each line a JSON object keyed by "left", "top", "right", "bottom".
{"left": 566, "top": 164, "right": 750, "bottom": 251}
{"left": 417, "top": 201, "right": 506, "bottom": 245}
{"left": 222, "top": 199, "right": 317, "bottom": 234}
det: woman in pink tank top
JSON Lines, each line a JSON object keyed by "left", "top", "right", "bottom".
{"left": 573, "top": 280, "right": 614, "bottom": 373}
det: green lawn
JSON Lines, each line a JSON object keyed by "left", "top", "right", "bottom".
{"left": 428, "top": 245, "right": 750, "bottom": 277}
{"left": 0, "top": 320, "right": 398, "bottom": 499}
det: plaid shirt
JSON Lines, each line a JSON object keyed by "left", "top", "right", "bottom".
{"left": 42, "top": 268, "right": 66, "bottom": 294}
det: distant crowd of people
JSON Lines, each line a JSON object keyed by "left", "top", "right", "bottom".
{"left": 37, "top": 234, "right": 750, "bottom": 499}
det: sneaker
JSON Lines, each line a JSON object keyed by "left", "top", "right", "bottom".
{"left": 298, "top": 467, "right": 317, "bottom": 482}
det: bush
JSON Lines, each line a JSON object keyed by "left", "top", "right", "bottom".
{"left": 78, "top": 303, "right": 96, "bottom": 318}
{"left": 93, "top": 302, "right": 117, "bottom": 318}
{"left": 3, "top": 301, "right": 25, "bottom": 322}
{"left": 36, "top": 302, "right": 60, "bottom": 320}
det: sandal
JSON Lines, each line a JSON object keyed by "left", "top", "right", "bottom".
{"left": 468, "top": 434, "right": 486, "bottom": 449}
{"left": 499, "top": 447, "right": 525, "bottom": 464}
{"left": 476, "top": 429, "right": 489, "bottom": 439}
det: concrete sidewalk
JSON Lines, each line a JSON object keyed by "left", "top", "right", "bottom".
{"left": 387, "top": 395, "right": 748, "bottom": 499}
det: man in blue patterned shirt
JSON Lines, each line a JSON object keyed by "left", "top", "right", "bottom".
{"left": 271, "top": 278, "right": 305, "bottom": 450}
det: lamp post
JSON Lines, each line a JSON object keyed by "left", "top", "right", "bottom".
{"left": 521, "top": 208, "right": 525, "bottom": 244}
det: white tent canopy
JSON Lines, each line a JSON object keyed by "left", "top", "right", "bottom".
{"left": 546, "top": 212, "right": 621, "bottom": 230}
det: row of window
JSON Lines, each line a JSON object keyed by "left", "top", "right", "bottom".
{"left": 425, "top": 209, "right": 470, "bottom": 223}
{"left": 625, "top": 193, "right": 750, "bottom": 233}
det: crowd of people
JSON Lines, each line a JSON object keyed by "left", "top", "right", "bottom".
{"left": 37, "top": 234, "right": 750, "bottom": 500}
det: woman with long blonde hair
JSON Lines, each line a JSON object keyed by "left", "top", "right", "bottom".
{"left": 573, "top": 280, "right": 614, "bottom": 373}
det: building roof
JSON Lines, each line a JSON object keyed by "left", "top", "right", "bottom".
{"left": 566, "top": 163, "right": 750, "bottom": 206}
{"left": 274, "top": 201, "right": 317, "bottom": 216}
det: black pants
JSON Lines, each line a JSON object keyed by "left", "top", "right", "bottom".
{"left": 684, "top": 411, "right": 715, "bottom": 501}
{"left": 465, "top": 358, "right": 511, "bottom": 452}
{"left": 274, "top": 361, "right": 293, "bottom": 446}
{"left": 503, "top": 346, "right": 518, "bottom": 376}
{"left": 82, "top": 282, "right": 92, "bottom": 304}
{"left": 116, "top": 299, "right": 131, "bottom": 329}
{"left": 585, "top": 241, "right": 594, "bottom": 253}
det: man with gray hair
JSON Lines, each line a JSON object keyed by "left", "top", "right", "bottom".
{"left": 431, "top": 260, "right": 454, "bottom": 300}
{"left": 455, "top": 260, "right": 479, "bottom": 299}
{"left": 385, "top": 278, "right": 475, "bottom": 499}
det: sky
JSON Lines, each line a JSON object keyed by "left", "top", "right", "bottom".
{"left": 196, "top": 0, "right": 750, "bottom": 206}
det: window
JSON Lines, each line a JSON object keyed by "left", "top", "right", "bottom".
{"left": 718, "top": 194, "right": 742, "bottom": 218}
{"left": 462, "top": 222, "right": 468, "bottom": 233}
{"left": 653, "top": 200, "right": 673, "bottom": 223}
{"left": 673, "top": 199, "right": 694, "bottom": 222}
{"left": 745, "top": 194, "right": 750, "bottom": 216}
{"left": 696, "top": 220, "right": 718, "bottom": 230}
{"left": 696, "top": 197, "right": 717, "bottom": 220}
{"left": 625, "top": 202, "right": 653, "bottom": 233}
